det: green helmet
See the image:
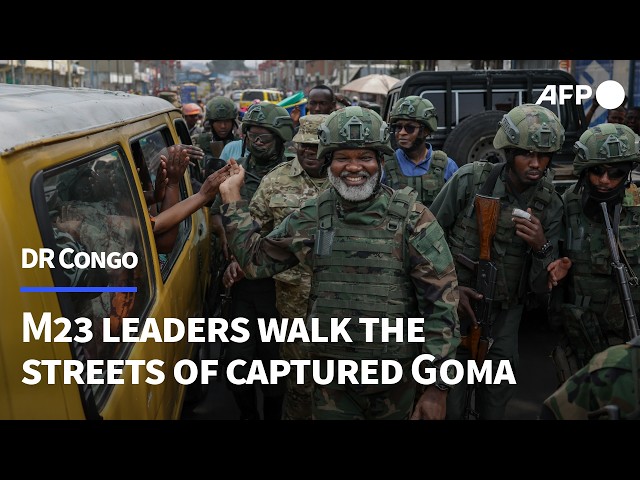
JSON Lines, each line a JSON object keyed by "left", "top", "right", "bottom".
{"left": 317, "top": 106, "right": 394, "bottom": 158}
{"left": 573, "top": 123, "right": 640, "bottom": 175}
{"left": 205, "top": 96, "right": 238, "bottom": 121}
{"left": 389, "top": 95, "right": 438, "bottom": 132}
{"left": 241, "top": 102, "right": 294, "bottom": 142}
{"left": 493, "top": 104, "right": 565, "bottom": 152}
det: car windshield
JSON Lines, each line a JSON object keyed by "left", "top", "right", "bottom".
{"left": 242, "top": 91, "right": 264, "bottom": 101}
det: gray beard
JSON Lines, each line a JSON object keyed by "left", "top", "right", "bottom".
{"left": 328, "top": 169, "right": 379, "bottom": 202}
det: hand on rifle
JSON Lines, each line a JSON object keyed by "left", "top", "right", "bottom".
{"left": 458, "top": 286, "right": 483, "bottom": 325}
{"left": 410, "top": 386, "right": 447, "bottom": 420}
{"left": 223, "top": 258, "right": 245, "bottom": 288}
{"left": 547, "top": 256, "right": 572, "bottom": 289}
{"left": 512, "top": 207, "right": 546, "bottom": 251}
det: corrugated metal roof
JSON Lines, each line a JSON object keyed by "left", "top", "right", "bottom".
{"left": 0, "top": 84, "right": 175, "bottom": 155}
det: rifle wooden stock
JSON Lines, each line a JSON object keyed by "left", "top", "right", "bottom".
{"left": 475, "top": 194, "right": 500, "bottom": 261}
{"left": 462, "top": 194, "right": 500, "bottom": 420}
{"left": 460, "top": 323, "right": 480, "bottom": 360}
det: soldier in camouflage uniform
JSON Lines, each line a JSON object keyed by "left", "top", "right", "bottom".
{"left": 211, "top": 102, "right": 294, "bottom": 420}
{"left": 429, "top": 104, "right": 565, "bottom": 420}
{"left": 198, "top": 96, "right": 240, "bottom": 177}
{"left": 219, "top": 106, "right": 460, "bottom": 420}
{"left": 547, "top": 123, "right": 640, "bottom": 385}
{"left": 540, "top": 335, "right": 640, "bottom": 420}
{"left": 383, "top": 96, "right": 458, "bottom": 207}
{"left": 250, "top": 114, "right": 330, "bottom": 420}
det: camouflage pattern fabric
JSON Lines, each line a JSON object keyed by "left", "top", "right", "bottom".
{"left": 542, "top": 337, "right": 640, "bottom": 420}
{"left": 493, "top": 103, "right": 565, "bottom": 152}
{"left": 221, "top": 184, "right": 460, "bottom": 419}
{"left": 249, "top": 157, "right": 329, "bottom": 420}
{"left": 312, "top": 358, "right": 416, "bottom": 420}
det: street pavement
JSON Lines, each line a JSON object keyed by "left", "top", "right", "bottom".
{"left": 181, "top": 311, "right": 562, "bottom": 421}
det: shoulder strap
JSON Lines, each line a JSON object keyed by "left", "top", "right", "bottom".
{"left": 478, "top": 162, "right": 505, "bottom": 196}
{"left": 316, "top": 188, "right": 334, "bottom": 230}
{"left": 429, "top": 150, "right": 448, "bottom": 171}
{"left": 387, "top": 186, "right": 417, "bottom": 231}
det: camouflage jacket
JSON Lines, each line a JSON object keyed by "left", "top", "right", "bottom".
{"left": 249, "top": 157, "right": 329, "bottom": 285}
{"left": 211, "top": 154, "right": 285, "bottom": 228}
{"left": 542, "top": 336, "right": 640, "bottom": 420}
{"left": 221, "top": 184, "right": 460, "bottom": 363}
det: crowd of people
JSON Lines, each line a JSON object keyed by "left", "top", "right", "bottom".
{"left": 170, "top": 84, "right": 640, "bottom": 420}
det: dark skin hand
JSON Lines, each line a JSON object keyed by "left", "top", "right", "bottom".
{"left": 410, "top": 387, "right": 448, "bottom": 420}
{"left": 222, "top": 258, "right": 245, "bottom": 288}
{"left": 458, "top": 285, "right": 483, "bottom": 325}
{"left": 511, "top": 207, "right": 546, "bottom": 252}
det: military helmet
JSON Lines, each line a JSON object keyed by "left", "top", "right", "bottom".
{"left": 573, "top": 123, "right": 640, "bottom": 175}
{"left": 292, "top": 114, "right": 329, "bottom": 144}
{"left": 317, "top": 106, "right": 394, "bottom": 158}
{"left": 241, "top": 102, "right": 294, "bottom": 142}
{"left": 493, "top": 104, "right": 565, "bottom": 152}
{"left": 390, "top": 95, "right": 438, "bottom": 132}
{"left": 205, "top": 96, "right": 238, "bottom": 122}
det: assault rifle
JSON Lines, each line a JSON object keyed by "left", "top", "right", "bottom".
{"left": 600, "top": 202, "right": 640, "bottom": 339}
{"left": 457, "top": 194, "right": 500, "bottom": 420}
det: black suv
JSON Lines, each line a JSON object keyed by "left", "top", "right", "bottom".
{"left": 382, "top": 69, "right": 587, "bottom": 187}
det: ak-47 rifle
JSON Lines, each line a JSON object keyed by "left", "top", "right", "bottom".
{"left": 600, "top": 202, "right": 640, "bottom": 339}
{"left": 457, "top": 193, "right": 500, "bottom": 420}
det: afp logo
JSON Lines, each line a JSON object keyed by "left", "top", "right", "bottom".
{"left": 536, "top": 80, "right": 626, "bottom": 109}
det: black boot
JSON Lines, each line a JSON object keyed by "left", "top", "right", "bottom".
{"left": 262, "top": 394, "right": 284, "bottom": 421}
{"left": 233, "top": 389, "right": 259, "bottom": 420}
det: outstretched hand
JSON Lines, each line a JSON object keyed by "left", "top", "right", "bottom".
{"left": 547, "top": 256, "right": 572, "bottom": 289}
{"left": 219, "top": 158, "right": 245, "bottom": 203}
{"left": 199, "top": 163, "right": 232, "bottom": 202}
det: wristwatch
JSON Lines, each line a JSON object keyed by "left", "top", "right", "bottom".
{"left": 533, "top": 240, "right": 553, "bottom": 259}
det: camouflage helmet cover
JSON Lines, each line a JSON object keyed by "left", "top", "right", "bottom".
{"left": 205, "top": 96, "right": 238, "bottom": 121}
{"left": 493, "top": 103, "right": 565, "bottom": 152}
{"left": 573, "top": 122, "right": 640, "bottom": 175}
{"left": 241, "top": 102, "right": 294, "bottom": 142}
{"left": 317, "top": 106, "right": 394, "bottom": 158}
{"left": 292, "top": 114, "right": 329, "bottom": 144}
{"left": 390, "top": 95, "right": 438, "bottom": 132}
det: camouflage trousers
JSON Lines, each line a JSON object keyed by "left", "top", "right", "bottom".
{"left": 276, "top": 280, "right": 313, "bottom": 420}
{"left": 281, "top": 339, "right": 313, "bottom": 420}
{"left": 446, "top": 305, "right": 523, "bottom": 420}
{"left": 311, "top": 358, "right": 416, "bottom": 420}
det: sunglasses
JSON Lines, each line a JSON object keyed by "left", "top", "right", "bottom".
{"left": 390, "top": 123, "right": 422, "bottom": 135}
{"left": 247, "top": 132, "right": 275, "bottom": 144}
{"left": 588, "top": 165, "right": 630, "bottom": 180}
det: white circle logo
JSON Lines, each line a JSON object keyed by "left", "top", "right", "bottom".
{"left": 595, "top": 80, "right": 626, "bottom": 110}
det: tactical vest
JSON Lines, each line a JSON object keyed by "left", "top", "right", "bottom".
{"left": 236, "top": 156, "right": 283, "bottom": 201}
{"left": 447, "top": 162, "right": 555, "bottom": 309}
{"left": 561, "top": 189, "right": 640, "bottom": 336}
{"left": 385, "top": 150, "right": 448, "bottom": 206}
{"left": 308, "top": 186, "right": 420, "bottom": 360}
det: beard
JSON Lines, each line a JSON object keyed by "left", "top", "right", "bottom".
{"left": 328, "top": 168, "right": 379, "bottom": 202}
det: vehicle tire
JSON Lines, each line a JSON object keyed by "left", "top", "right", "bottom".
{"left": 442, "top": 110, "right": 506, "bottom": 167}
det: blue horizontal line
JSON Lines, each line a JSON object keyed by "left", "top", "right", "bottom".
{"left": 20, "top": 287, "right": 138, "bottom": 293}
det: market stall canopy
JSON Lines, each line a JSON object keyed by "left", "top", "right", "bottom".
{"left": 340, "top": 74, "right": 400, "bottom": 95}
